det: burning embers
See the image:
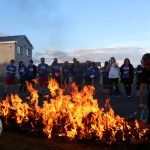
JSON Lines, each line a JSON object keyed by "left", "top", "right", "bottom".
{"left": 0, "top": 79, "right": 150, "bottom": 145}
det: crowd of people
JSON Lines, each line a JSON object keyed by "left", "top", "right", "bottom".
{"left": 3, "top": 53, "right": 150, "bottom": 126}
{"left": 4, "top": 56, "right": 147, "bottom": 97}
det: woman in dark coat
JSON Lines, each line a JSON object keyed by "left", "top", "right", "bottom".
{"left": 120, "top": 58, "right": 134, "bottom": 97}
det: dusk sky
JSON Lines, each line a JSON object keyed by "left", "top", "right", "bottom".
{"left": 0, "top": 0, "right": 150, "bottom": 66}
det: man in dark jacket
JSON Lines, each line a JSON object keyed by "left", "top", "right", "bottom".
{"left": 70, "top": 58, "right": 78, "bottom": 82}
{"left": 139, "top": 53, "right": 150, "bottom": 126}
{"left": 27, "top": 60, "right": 37, "bottom": 86}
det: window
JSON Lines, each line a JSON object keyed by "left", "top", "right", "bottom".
{"left": 17, "top": 46, "right": 22, "bottom": 54}
{"left": 26, "top": 48, "right": 30, "bottom": 56}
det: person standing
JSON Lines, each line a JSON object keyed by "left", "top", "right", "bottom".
{"left": 37, "top": 57, "right": 49, "bottom": 94}
{"left": 84, "top": 61, "right": 93, "bottom": 86}
{"left": 5, "top": 59, "right": 17, "bottom": 94}
{"left": 60, "top": 61, "right": 70, "bottom": 86}
{"left": 101, "top": 61, "right": 109, "bottom": 95}
{"left": 91, "top": 62, "right": 100, "bottom": 90}
{"left": 70, "top": 58, "right": 78, "bottom": 83}
{"left": 27, "top": 60, "right": 37, "bottom": 86}
{"left": 106, "top": 57, "right": 120, "bottom": 97}
{"left": 18, "top": 61, "right": 28, "bottom": 95}
{"left": 73, "top": 61, "right": 84, "bottom": 91}
{"left": 120, "top": 58, "right": 134, "bottom": 97}
{"left": 135, "top": 61, "right": 143, "bottom": 98}
{"left": 139, "top": 53, "right": 150, "bottom": 126}
{"left": 51, "top": 58, "right": 62, "bottom": 85}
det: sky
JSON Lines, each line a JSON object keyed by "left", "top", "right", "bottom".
{"left": 0, "top": 0, "right": 150, "bottom": 66}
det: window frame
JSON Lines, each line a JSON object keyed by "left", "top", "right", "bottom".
{"left": 16, "top": 46, "right": 22, "bottom": 54}
{"left": 26, "top": 48, "right": 30, "bottom": 56}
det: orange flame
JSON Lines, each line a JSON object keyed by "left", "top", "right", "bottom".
{"left": 0, "top": 79, "right": 149, "bottom": 144}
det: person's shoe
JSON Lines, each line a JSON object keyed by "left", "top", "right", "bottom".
{"left": 116, "top": 95, "right": 120, "bottom": 97}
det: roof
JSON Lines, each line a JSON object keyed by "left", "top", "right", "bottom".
{"left": 0, "top": 35, "right": 33, "bottom": 48}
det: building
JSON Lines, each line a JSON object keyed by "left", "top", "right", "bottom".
{"left": 0, "top": 35, "right": 33, "bottom": 77}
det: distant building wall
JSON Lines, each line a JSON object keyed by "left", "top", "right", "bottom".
{"left": 15, "top": 38, "right": 32, "bottom": 66}
{"left": 0, "top": 63, "right": 7, "bottom": 77}
{"left": 0, "top": 37, "right": 33, "bottom": 77}
{"left": 0, "top": 43, "right": 15, "bottom": 64}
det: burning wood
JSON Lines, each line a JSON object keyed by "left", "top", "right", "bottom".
{"left": 0, "top": 79, "right": 150, "bottom": 145}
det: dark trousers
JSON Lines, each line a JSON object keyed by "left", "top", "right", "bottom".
{"left": 123, "top": 79, "right": 132, "bottom": 96}
{"left": 124, "top": 79, "right": 131, "bottom": 96}
{"left": 136, "top": 82, "right": 141, "bottom": 90}
{"left": 125, "top": 85, "right": 131, "bottom": 96}
{"left": 103, "top": 78, "right": 109, "bottom": 89}
{"left": 20, "top": 79, "right": 27, "bottom": 93}
{"left": 84, "top": 76, "right": 92, "bottom": 86}
{"left": 147, "top": 91, "right": 150, "bottom": 123}
{"left": 93, "top": 77, "right": 100, "bottom": 88}
{"left": 74, "top": 77, "right": 83, "bottom": 91}
{"left": 62, "top": 78, "right": 69, "bottom": 86}
{"left": 28, "top": 77, "right": 35, "bottom": 87}
{"left": 52, "top": 77, "right": 61, "bottom": 85}
{"left": 109, "top": 78, "right": 119, "bottom": 96}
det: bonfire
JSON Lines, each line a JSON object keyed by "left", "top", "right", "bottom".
{"left": 0, "top": 79, "right": 150, "bottom": 145}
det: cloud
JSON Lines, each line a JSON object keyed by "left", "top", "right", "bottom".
{"left": 34, "top": 52, "right": 43, "bottom": 57}
{"left": 45, "top": 50, "right": 67, "bottom": 57}
{"left": 44, "top": 50, "right": 72, "bottom": 62}
{"left": 138, "top": 48, "right": 150, "bottom": 54}
{"left": 33, "top": 46, "right": 145, "bottom": 67}
{"left": 69, "top": 47, "right": 144, "bottom": 66}
{"left": 33, "top": 50, "right": 72, "bottom": 64}
{"left": 0, "top": 32, "right": 9, "bottom": 37}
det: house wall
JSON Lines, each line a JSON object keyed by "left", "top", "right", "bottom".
{"left": 15, "top": 37, "right": 32, "bottom": 66}
{"left": 0, "top": 37, "right": 33, "bottom": 77}
{"left": 0, "top": 42, "right": 15, "bottom": 64}
{"left": 0, "top": 43, "right": 15, "bottom": 77}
